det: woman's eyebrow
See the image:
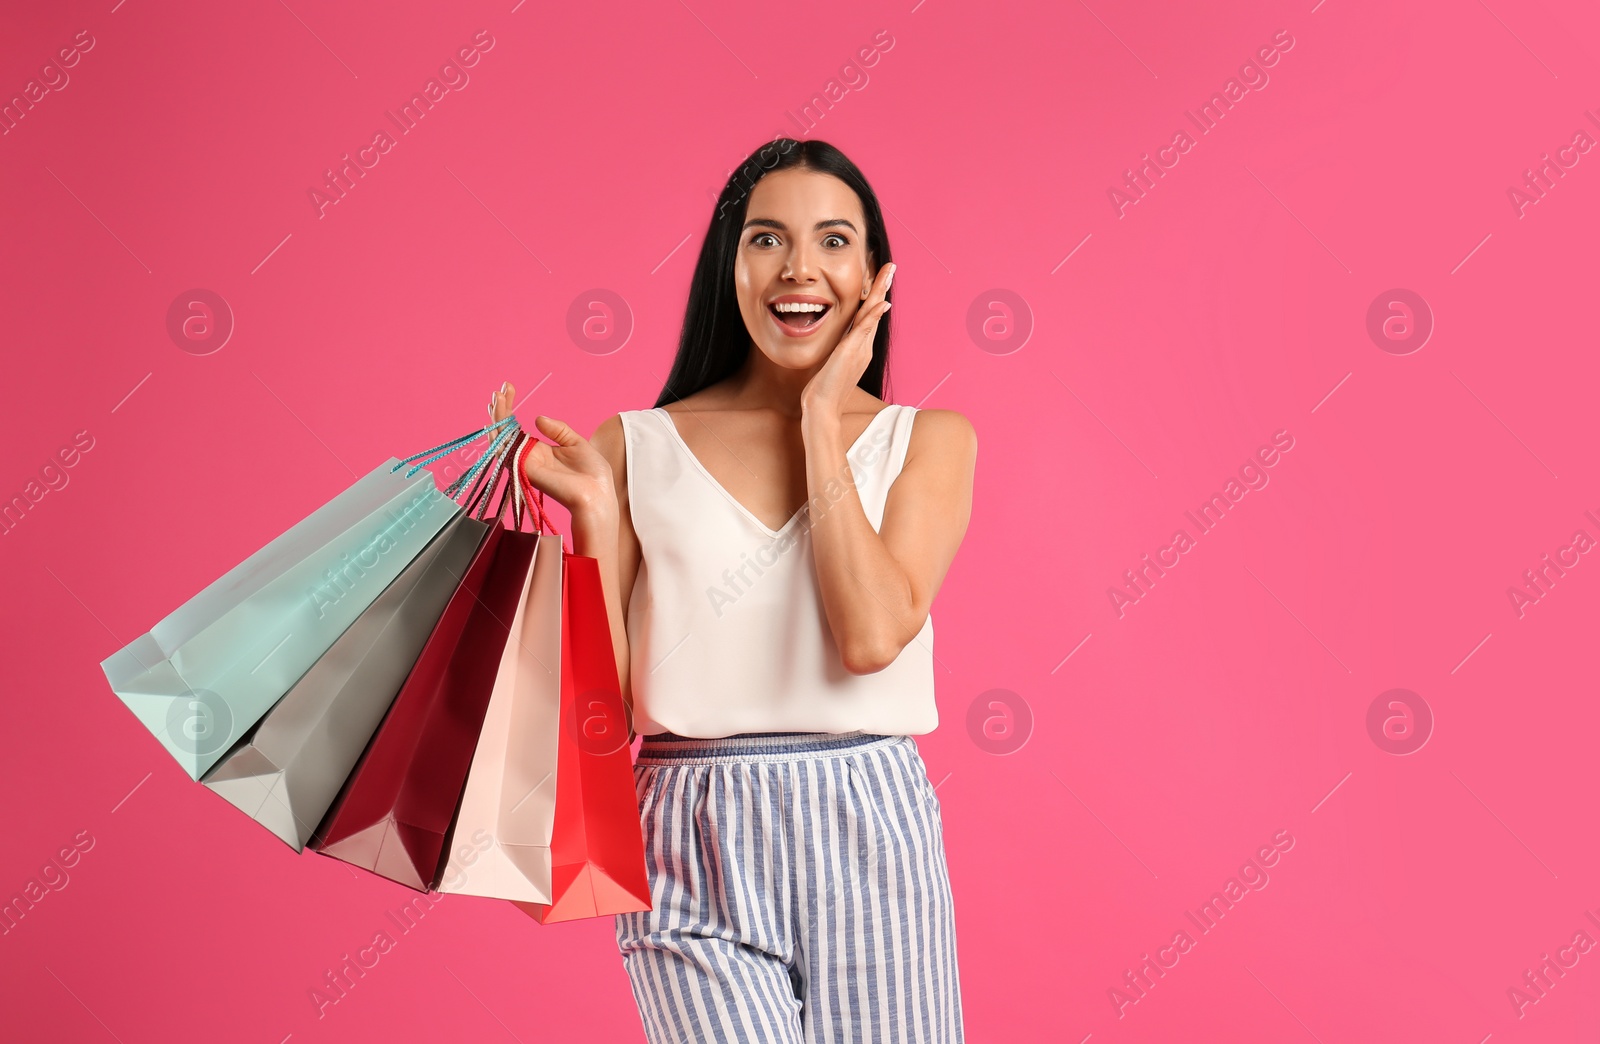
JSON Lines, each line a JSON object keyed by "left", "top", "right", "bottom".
{"left": 742, "top": 218, "right": 859, "bottom": 233}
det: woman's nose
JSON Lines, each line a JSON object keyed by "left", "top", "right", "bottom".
{"left": 782, "top": 245, "right": 821, "bottom": 282}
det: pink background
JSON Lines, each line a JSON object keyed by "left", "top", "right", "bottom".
{"left": 3, "top": 0, "right": 1598, "bottom": 1040}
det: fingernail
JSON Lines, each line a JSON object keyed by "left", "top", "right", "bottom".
{"left": 886, "top": 264, "right": 897, "bottom": 289}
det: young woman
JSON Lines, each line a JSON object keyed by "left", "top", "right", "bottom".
{"left": 490, "top": 138, "right": 974, "bottom": 1042}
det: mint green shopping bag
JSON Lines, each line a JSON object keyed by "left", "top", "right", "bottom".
{"left": 100, "top": 419, "right": 519, "bottom": 780}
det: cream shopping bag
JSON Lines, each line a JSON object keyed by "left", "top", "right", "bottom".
{"left": 435, "top": 457, "right": 565, "bottom": 901}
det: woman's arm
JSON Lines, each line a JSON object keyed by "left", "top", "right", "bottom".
{"left": 803, "top": 408, "right": 977, "bottom": 674}
{"left": 584, "top": 415, "right": 643, "bottom": 743}
{"left": 488, "top": 384, "right": 641, "bottom": 745}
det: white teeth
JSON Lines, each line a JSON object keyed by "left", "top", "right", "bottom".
{"left": 771, "top": 302, "right": 828, "bottom": 313}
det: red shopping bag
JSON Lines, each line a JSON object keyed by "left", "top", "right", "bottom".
{"left": 311, "top": 435, "right": 540, "bottom": 891}
{"left": 511, "top": 446, "right": 650, "bottom": 923}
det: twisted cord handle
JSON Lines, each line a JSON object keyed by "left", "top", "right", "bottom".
{"left": 392, "top": 415, "right": 518, "bottom": 478}
{"left": 514, "top": 431, "right": 561, "bottom": 537}
{"left": 442, "top": 420, "right": 521, "bottom": 501}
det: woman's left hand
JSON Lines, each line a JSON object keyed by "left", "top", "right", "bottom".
{"left": 800, "top": 262, "right": 896, "bottom": 421}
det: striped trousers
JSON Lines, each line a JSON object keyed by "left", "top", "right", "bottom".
{"left": 614, "top": 730, "right": 965, "bottom": 1043}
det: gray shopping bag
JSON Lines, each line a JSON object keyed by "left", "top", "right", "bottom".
{"left": 200, "top": 505, "right": 492, "bottom": 850}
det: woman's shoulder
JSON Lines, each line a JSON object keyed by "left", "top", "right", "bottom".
{"left": 903, "top": 404, "right": 974, "bottom": 432}
{"left": 588, "top": 399, "right": 689, "bottom": 476}
{"left": 592, "top": 403, "right": 663, "bottom": 440}
{"left": 902, "top": 406, "right": 977, "bottom": 464}
{"left": 588, "top": 411, "right": 643, "bottom": 481}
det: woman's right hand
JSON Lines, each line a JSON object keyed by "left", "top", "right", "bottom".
{"left": 487, "top": 381, "right": 615, "bottom": 515}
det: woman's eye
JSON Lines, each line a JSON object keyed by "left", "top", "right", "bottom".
{"left": 749, "top": 232, "right": 848, "bottom": 248}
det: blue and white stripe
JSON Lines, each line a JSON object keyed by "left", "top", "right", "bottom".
{"left": 615, "top": 730, "right": 964, "bottom": 1043}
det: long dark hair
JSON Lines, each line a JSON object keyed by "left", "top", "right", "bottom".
{"left": 652, "top": 138, "right": 895, "bottom": 409}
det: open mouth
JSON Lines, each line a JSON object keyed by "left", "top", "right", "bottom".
{"left": 768, "top": 303, "right": 831, "bottom": 333}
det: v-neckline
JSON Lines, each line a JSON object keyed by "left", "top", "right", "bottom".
{"left": 654, "top": 404, "right": 899, "bottom": 538}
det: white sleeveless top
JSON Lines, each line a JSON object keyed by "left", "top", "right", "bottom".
{"left": 619, "top": 404, "right": 938, "bottom": 738}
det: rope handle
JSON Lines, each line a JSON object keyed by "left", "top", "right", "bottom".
{"left": 462, "top": 426, "right": 521, "bottom": 523}
{"left": 455, "top": 425, "right": 510, "bottom": 518}
{"left": 515, "top": 433, "right": 560, "bottom": 536}
{"left": 388, "top": 405, "right": 563, "bottom": 540}
{"left": 392, "top": 415, "right": 518, "bottom": 478}
{"left": 442, "top": 420, "right": 522, "bottom": 502}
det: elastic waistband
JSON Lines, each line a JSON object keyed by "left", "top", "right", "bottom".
{"left": 635, "top": 729, "right": 904, "bottom": 765}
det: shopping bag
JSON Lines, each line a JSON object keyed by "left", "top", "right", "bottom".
{"left": 437, "top": 438, "right": 566, "bottom": 900}
{"left": 101, "top": 452, "right": 464, "bottom": 780}
{"left": 200, "top": 429, "right": 515, "bottom": 851}
{"left": 311, "top": 431, "right": 545, "bottom": 892}
{"left": 511, "top": 458, "right": 650, "bottom": 923}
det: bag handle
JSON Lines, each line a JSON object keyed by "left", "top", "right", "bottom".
{"left": 467, "top": 428, "right": 524, "bottom": 524}
{"left": 514, "top": 432, "right": 561, "bottom": 537}
{"left": 457, "top": 438, "right": 501, "bottom": 518}
{"left": 509, "top": 432, "right": 530, "bottom": 533}
{"left": 497, "top": 431, "right": 530, "bottom": 528}
{"left": 391, "top": 413, "right": 522, "bottom": 524}
{"left": 389, "top": 409, "right": 560, "bottom": 535}
{"left": 442, "top": 421, "right": 522, "bottom": 503}
{"left": 505, "top": 430, "right": 534, "bottom": 533}
{"left": 393, "top": 415, "right": 518, "bottom": 479}
{"left": 455, "top": 421, "right": 513, "bottom": 515}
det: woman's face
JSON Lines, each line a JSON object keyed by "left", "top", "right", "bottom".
{"left": 734, "top": 168, "right": 877, "bottom": 371}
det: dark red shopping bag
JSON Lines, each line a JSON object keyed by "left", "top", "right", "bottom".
{"left": 511, "top": 454, "right": 650, "bottom": 923}
{"left": 312, "top": 437, "right": 539, "bottom": 891}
